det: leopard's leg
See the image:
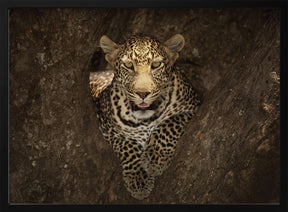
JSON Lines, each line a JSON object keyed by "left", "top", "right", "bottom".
{"left": 142, "top": 113, "right": 193, "bottom": 177}
{"left": 114, "top": 139, "right": 154, "bottom": 200}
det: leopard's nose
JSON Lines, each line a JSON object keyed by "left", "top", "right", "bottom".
{"left": 136, "top": 91, "right": 150, "bottom": 99}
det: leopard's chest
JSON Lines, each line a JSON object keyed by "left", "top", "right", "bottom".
{"left": 110, "top": 98, "right": 165, "bottom": 148}
{"left": 108, "top": 85, "right": 171, "bottom": 148}
{"left": 120, "top": 124, "right": 155, "bottom": 149}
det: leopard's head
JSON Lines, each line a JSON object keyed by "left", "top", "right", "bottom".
{"left": 100, "top": 34, "right": 185, "bottom": 110}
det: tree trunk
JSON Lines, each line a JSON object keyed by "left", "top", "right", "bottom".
{"left": 9, "top": 8, "right": 280, "bottom": 204}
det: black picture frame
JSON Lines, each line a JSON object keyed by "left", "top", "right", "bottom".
{"left": 1, "top": 0, "right": 287, "bottom": 211}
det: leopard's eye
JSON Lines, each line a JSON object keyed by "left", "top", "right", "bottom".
{"left": 123, "top": 61, "right": 134, "bottom": 69}
{"left": 151, "top": 62, "right": 161, "bottom": 69}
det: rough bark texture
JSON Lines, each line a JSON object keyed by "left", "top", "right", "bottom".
{"left": 9, "top": 8, "right": 280, "bottom": 204}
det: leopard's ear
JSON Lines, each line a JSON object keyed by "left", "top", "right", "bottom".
{"left": 163, "top": 34, "right": 185, "bottom": 65}
{"left": 164, "top": 34, "right": 185, "bottom": 53}
{"left": 100, "top": 35, "right": 119, "bottom": 64}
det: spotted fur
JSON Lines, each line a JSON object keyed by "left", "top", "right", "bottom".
{"left": 90, "top": 34, "right": 200, "bottom": 200}
{"left": 89, "top": 70, "right": 114, "bottom": 99}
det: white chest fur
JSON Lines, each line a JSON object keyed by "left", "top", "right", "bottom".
{"left": 132, "top": 110, "right": 156, "bottom": 120}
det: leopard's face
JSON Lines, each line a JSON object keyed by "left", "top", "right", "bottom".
{"left": 100, "top": 34, "right": 185, "bottom": 109}
{"left": 116, "top": 37, "right": 169, "bottom": 109}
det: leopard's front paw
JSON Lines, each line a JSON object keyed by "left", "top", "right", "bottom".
{"left": 122, "top": 167, "right": 154, "bottom": 200}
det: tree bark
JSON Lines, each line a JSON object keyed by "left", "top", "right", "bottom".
{"left": 9, "top": 8, "right": 280, "bottom": 204}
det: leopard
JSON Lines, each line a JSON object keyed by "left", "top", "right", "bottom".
{"left": 89, "top": 34, "right": 201, "bottom": 200}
